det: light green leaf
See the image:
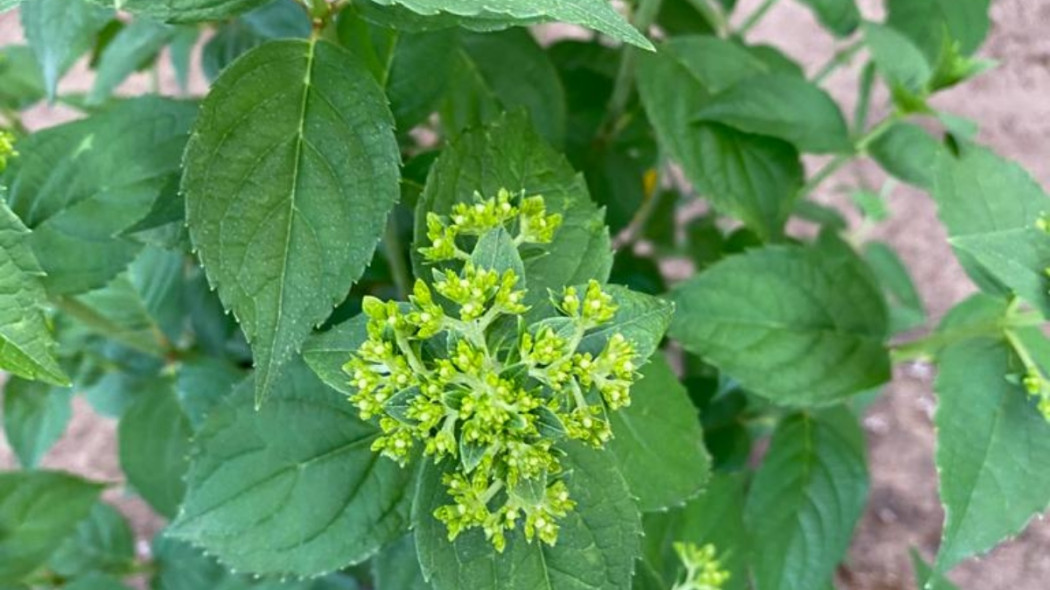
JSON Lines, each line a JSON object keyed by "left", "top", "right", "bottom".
{"left": 670, "top": 233, "right": 891, "bottom": 405}
{"left": 578, "top": 285, "right": 672, "bottom": 364}
{"left": 694, "top": 73, "right": 851, "bottom": 153}
{"left": 364, "top": 0, "right": 652, "bottom": 50}
{"left": 862, "top": 22, "right": 932, "bottom": 101}
{"left": 442, "top": 29, "right": 567, "bottom": 146}
{"left": 637, "top": 38, "right": 802, "bottom": 240}
{"left": 868, "top": 122, "right": 942, "bottom": 189}
{"left": 638, "top": 473, "right": 749, "bottom": 590}
{"left": 89, "top": 19, "right": 175, "bottom": 105}
{"left": 183, "top": 39, "right": 400, "bottom": 407}
{"left": 886, "top": 0, "right": 990, "bottom": 61}
{"left": 0, "top": 0, "right": 21, "bottom": 13}
{"left": 0, "top": 46, "right": 46, "bottom": 110}
{"left": 0, "top": 471, "right": 104, "bottom": 585}
{"left": 21, "top": 0, "right": 112, "bottom": 99}
{"left": 608, "top": 355, "right": 709, "bottom": 512}
{"left": 1, "top": 377, "right": 72, "bottom": 468}
{"left": 118, "top": 381, "right": 192, "bottom": 518}
{"left": 864, "top": 241, "right": 927, "bottom": 334}
{"left": 170, "top": 358, "right": 413, "bottom": 576}
{"left": 933, "top": 296, "right": 1050, "bottom": 571}
{"left": 413, "top": 111, "right": 612, "bottom": 301}
{"left": 471, "top": 228, "right": 526, "bottom": 278}
{"left": 794, "top": 0, "right": 860, "bottom": 37}
{"left": 101, "top": 0, "right": 270, "bottom": 22}
{"left": 415, "top": 442, "right": 641, "bottom": 590}
{"left": 0, "top": 202, "right": 68, "bottom": 385}
{"left": 302, "top": 315, "right": 369, "bottom": 396}
{"left": 932, "top": 143, "right": 1050, "bottom": 317}
{"left": 48, "top": 502, "right": 135, "bottom": 579}
{"left": 7, "top": 98, "right": 196, "bottom": 295}
{"left": 373, "top": 535, "right": 430, "bottom": 590}
{"left": 745, "top": 407, "right": 869, "bottom": 590}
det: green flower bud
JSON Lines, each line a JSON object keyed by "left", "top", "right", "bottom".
{"left": 0, "top": 130, "right": 15, "bottom": 173}
{"left": 672, "top": 542, "right": 731, "bottom": 590}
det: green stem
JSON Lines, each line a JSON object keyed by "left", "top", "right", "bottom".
{"left": 383, "top": 214, "right": 412, "bottom": 300}
{"left": 738, "top": 0, "right": 780, "bottom": 36}
{"left": 890, "top": 310, "right": 1045, "bottom": 363}
{"left": 615, "top": 167, "right": 664, "bottom": 248}
{"left": 798, "top": 114, "right": 902, "bottom": 198}
{"left": 813, "top": 40, "right": 864, "bottom": 84}
{"left": 603, "top": 0, "right": 663, "bottom": 136}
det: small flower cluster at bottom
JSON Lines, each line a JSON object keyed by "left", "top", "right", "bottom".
{"left": 671, "top": 543, "right": 730, "bottom": 590}
{"left": 0, "top": 130, "right": 16, "bottom": 173}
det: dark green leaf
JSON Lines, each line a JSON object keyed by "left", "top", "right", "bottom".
{"left": 1, "top": 377, "right": 72, "bottom": 468}
{"left": 183, "top": 39, "right": 400, "bottom": 407}
{"left": 89, "top": 19, "right": 175, "bottom": 105}
{"left": 669, "top": 233, "right": 890, "bottom": 405}
{"left": 0, "top": 46, "right": 46, "bottom": 110}
{"left": 175, "top": 358, "right": 244, "bottom": 430}
{"left": 864, "top": 241, "right": 926, "bottom": 334}
{"left": 608, "top": 355, "right": 710, "bottom": 512}
{"left": 170, "top": 358, "right": 413, "bottom": 576}
{"left": 373, "top": 535, "right": 430, "bottom": 590}
{"left": 694, "top": 73, "right": 851, "bottom": 153}
{"left": 118, "top": 381, "right": 192, "bottom": 518}
{"left": 415, "top": 442, "right": 641, "bottom": 590}
{"left": 48, "top": 502, "right": 134, "bottom": 579}
{"left": 745, "top": 407, "right": 869, "bottom": 590}
{"left": 20, "top": 0, "right": 112, "bottom": 99}
{"left": 868, "top": 122, "right": 942, "bottom": 189}
{"left": 0, "top": 471, "right": 103, "bottom": 584}
{"left": 794, "top": 0, "right": 860, "bottom": 36}
{"left": 105, "top": 0, "right": 271, "bottom": 23}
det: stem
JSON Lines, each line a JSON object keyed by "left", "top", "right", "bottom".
{"left": 890, "top": 310, "right": 1045, "bottom": 363}
{"left": 52, "top": 296, "right": 172, "bottom": 359}
{"left": 738, "top": 0, "right": 780, "bottom": 36}
{"left": 614, "top": 167, "right": 664, "bottom": 248}
{"left": 603, "top": 0, "right": 663, "bottom": 136}
{"left": 853, "top": 62, "right": 877, "bottom": 136}
{"left": 813, "top": 40, "right": 864, "bottom": 84}
{"left": 798, "top": 114, "right": 902, "bottom": 198}
{"left": 383, "top": 214, "right": 412, "bottom": 300}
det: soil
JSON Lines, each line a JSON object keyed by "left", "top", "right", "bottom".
{"left": 3, "top": 1, "right": 1050, "bottom": 588}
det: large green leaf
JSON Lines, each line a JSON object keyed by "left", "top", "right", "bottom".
{"left": 6, "top": 98, "right": 196, "bottom": 295}
{"left": 794, "top": 0, "right": 860, "bottom": 37}
{"left": 744, "top": 408, "right": 869, "bottom": 590}
{"left": 638, "top": 473, "right": 749, "bottom": 590}
{"left": 669, "top": 233, "right": 890, "bottom": 405}
{"left": 363, "top": 0, "right": 652, "bottom": 50}
{"left": 118, "top": 381, "right": 192, "bottom": 518}
{"left": 415, "top": 442, "right": 642, "bottom": 590}
{"left": 98, "top": 0, "right": 270, "bottom": 22}
{"left": 412, "top": 111, "right": 612, "bottom": 300}
{"left": 933, "top": 295, "right": 1050, "bottom": 571}
{"left": 47, "top": 502, "right": 134, "bottom": 579}
{"left": 1, "top": 377, "right": 72, "bottom": 468}
{"left": 932, "top": 143, "right": 1050, "bottom": 317}
{"left": 20, "top": 0, "right": 112, "bottom": 99}
{"left": 608, "top": 355, "right": 710, "bottom": 512}
{"left": 0, "top": 471, "right": 103, "bottom": 585}
{"left": 0, "top": 202, "right": 68, "bottom": 385}
{"left": 183, "top": 39, "right": 400, "bottom": 406}
{"left": 694, "top": 73, "right": 851, "bottom": 154}
{"left": 637, "top": 37, "right": 802, "bottom": 240}
{"left": 169, "top": 358, "right": 413, "bottom": 576}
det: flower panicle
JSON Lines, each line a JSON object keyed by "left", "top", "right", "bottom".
{"left": 671, "top": 543, "right": 731, "bottom": 590}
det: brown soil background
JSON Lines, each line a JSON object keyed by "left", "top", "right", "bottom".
{"left": 2, "top": 1, "right": 1050, "bottom": 588}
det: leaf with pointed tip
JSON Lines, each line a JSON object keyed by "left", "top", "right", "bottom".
{"left": 100, "top": 0, "right": 270, "bottom": 22}
{"left": 170, "top": 358, "right": 413, "bottom": 576}
{"left": 862, "top": 22, "right": 932, "bottom": 101}
{"left": 20, "top": 0, "right": 112, "bottom": 99}
{"left": 794, "top": 0, "right": 860, "bottom": 36}
{"left": 1, "top": 377, "right": 72, "bottom": 468}
{"left": 415, "top": 442, "right": 641, "bottom": 590}
{"left": 0, "top": 202, "right": 68, "bottom": 385}
{"left": 183, "top": 39, "right": 400, "bottom": 407}
{"left": 868, "top": 122, "right": 942, "bottom": 189}
{"left": 471, "top": 228, "right": 526, "bottom": 279}
{"left": 886, "top": 0, "right": 991, "bottom": 62}
{"left": 89, "top": 19, "right": 176, "bottom": 105}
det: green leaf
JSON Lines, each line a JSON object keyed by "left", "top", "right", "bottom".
{"left": 638, "top": 473, "right": 748, "bottom": 590}
{"left": 637, "top": 38, "right": 802, "bottom": 240}
{"left": 608, "top": 355, "right": 709, "bottom": 512}
{"left": 65, "top": 573, "right": 132, "bottom": 590}
{"left": 203, "top": 2, "right": 310, "bottom": 82}
{"left": 89, "top": 19, "right": 175, "bottom": 105}
{"left": 47, "top": 502, "right": 134, "bottom": 579}
{"left": 0, "top": 471, "right": 103, "bottom": 585}
{"left": 102, "top": 0, "right": 271, "bottom": 23}
{"left": 170, "top": 358, "right": 413, "bottom": 576}
{"left": 20, "top": 0, "right": 112, "bottom": 99}
{"left": 694, "top": 73, "right": 851, "bottom": 153}
{"left": 933, "top": 297, "right": 1050, "bottom": 571}
{"left": 867, "top": 122, "right": 942, "bottom": 189}
{"left": 886, "top": 0, "right": 991, "bottom": 61}
{"left": 413, "top": 111, "right": 612, "bottom": 301}
{"left": 183, "top": 39, "right": 400, "bottom": 407}
{"left": 0, "top": 0, "right": 21, "bottom": 13}
{"left": 175, "top": 358, "right": 245, "bottom": 430}
{"left": 118, "top": 381, "right": 192, "bottom": 518}
{"left": 0, "top": 202, "right": 68, "bottom": 385}
{"left": 670, "top": 233, "right": 891, "bottom": 406}
{"left": 302, "top": 314, "right": 369, "bottom": 396}
{"left": 0, "top": 46, "right": 46, "bottom": 110}
{"left": 745, "top": 407, "right": 869, "bottom": 590}
{"left": 441, "top": 29, "right": 567, "bottom": 146}
{"left": 1, "top": 377, "right": 72, "bottom": 468}
{"left": 932, "top": 143, "right": 1050, "bottom": 317}
{"left": 862, "top": 22, "right": 932, "bottom": 103}
{"left": 7, "top": 97, "right": 197, "bottom": 295}
{"left": 415, "top": 442, "right": 641, "bottom": 590}
{"left": 864, "top": 241, "right": 926, "bottom": 334}
{"left": 794, "top": 0, "right": 860, "bottom": 37}
{"left": 470, "top": 227, "right": 525, "bottom": 278}
{"left": 373, "top": 535, "right": 430, "bottom": 590}
{"left": 363, "top": 0, "right": 653, "bottom": 50}
{"left": 910, "top": 549, "right": 958, "bottom": 590}
{"left": 577, "top": 285, "right": 672, "bottom": 364}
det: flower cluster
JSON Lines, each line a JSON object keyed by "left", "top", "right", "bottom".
{"left": 1021, "top": 369, "right": 1050, "bottom": 422}
{"left": 671, "top": 543, "right": 731, "bottom": 590}
{"left": 0, "top": 130, "right": 16, "bottom": 174}
{"left": 344, "top": 190, "right": 640, "bottom": 551}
